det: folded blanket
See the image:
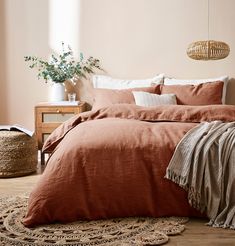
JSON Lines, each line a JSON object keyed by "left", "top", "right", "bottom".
{"left": 165, "top": 121, "right": 235, "bottom": 229}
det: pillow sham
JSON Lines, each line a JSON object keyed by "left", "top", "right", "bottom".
{"left": 160, "top": 81, "right": 223, "bottom": 105}
{"left": 164, "top": 75, "right": 228, "bottom": 104}
{"left": 132, "top": 91, "right": 177, "bottom": 107}
{"left": 92, "top": 85, "right": 160, "bottom": 110}
{"left": 92, "top": 74, "right": 164, "bottom": 89}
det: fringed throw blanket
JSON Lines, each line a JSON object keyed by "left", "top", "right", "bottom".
{"left": 165, "top": 121, "right": 235, "bottom": 229}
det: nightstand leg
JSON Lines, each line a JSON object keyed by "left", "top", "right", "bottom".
{"left": 40, "top": 151, "right": 45, "bottom": 165}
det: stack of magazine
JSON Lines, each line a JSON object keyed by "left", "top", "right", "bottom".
{"left": 0, "top": 124, "right": 34, "bottom": 137}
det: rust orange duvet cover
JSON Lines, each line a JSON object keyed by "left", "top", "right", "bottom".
{"left": 23, "top": 104, "right": 235, "bottom": 227}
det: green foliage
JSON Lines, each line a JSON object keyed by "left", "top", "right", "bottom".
{"left": 24, "top": 42, "right": 102, "bottom": 83}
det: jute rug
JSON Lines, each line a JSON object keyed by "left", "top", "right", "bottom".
{"left": 0, "top": 194, "right": 188, "bottom": 245}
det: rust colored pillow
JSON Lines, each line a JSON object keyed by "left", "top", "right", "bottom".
{"left": 92, "top": 85, "right": 160, "bottom": 110}
{"left": 160, "top": 81, "right": 223, "bottom": 105}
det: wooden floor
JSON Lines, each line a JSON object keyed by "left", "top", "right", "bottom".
{"left": 0, "top": 166, "right": 234, "bottom": 246}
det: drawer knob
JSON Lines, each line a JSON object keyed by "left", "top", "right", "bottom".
{"left": 56, "top": 110, "right": 61, "bottom": 113}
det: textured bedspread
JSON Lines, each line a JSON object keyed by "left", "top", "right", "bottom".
{"left": 23, "top": 104, "right": 235, "bottom": 227}
{"left": 166, "top": 121, "right": 235, "bottom": 229}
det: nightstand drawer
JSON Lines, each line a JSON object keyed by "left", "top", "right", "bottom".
{"left": 42, "top": 113, "right": 76, "bottom": 123}
{"left": 36, "top": 106, "right": 82, "bottom": 125}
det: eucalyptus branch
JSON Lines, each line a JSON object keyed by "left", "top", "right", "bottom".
{"left": 24, "top": 43, "right": 102, "bottom": 83}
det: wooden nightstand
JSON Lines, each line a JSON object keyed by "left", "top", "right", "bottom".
{"left": 35, "top": 101, "right": 86, "bottom": 165}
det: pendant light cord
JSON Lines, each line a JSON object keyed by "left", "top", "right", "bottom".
{"left": 208, "top": 0, "right": 210, "bottom": 40}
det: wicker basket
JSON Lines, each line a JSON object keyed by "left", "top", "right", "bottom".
{"left": 187, "top": 40, "right": 230, "bottom": 60}
{"left": 0, "top": 131, "right": 38, "bottom": 178}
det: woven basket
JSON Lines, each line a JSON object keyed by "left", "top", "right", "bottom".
{"left": 0, "top": 131, "right": 38, "bottom": 178}
{"left": 187, "top": 40, "right": 230, "bottom": 60}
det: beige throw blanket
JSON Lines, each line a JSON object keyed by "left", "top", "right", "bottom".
{"left": 165, "top": 121, "right": 235, "bottom": 229}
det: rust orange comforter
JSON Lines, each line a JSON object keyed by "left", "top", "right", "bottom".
{"left": 23, "top": 104, "right": 235, "bottom": 227}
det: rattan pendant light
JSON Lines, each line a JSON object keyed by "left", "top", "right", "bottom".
{"left": 187, "top": 0, "right": 230, "bottom": 60}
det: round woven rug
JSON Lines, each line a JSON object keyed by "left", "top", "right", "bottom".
{"left": 0, "top": 194, "right": 188, "bottom": 245}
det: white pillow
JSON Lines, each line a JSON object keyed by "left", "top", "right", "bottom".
{"left": 92, "top": 74, "right": 164, "bottom": 89}
{"left": 132, "top": 91, "right": 177, "bottom": 107}
{"left": 164, "top": 75, "right": 229, "bottom": 104}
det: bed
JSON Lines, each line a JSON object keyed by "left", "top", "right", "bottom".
{"left": 23, "top": 75, "right": 234, "bottom": 227}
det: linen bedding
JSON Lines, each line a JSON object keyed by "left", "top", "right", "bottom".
{"left": 23, "top": 104, "right": 235, "bottom": 227}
